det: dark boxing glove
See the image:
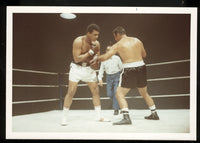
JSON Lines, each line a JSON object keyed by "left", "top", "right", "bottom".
{"left": 89, "top": 54, "right": 99, "bottom": 70}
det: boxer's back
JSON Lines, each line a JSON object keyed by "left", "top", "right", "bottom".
{"left": 118, "top": 37, "right": 144, "bottom": 63}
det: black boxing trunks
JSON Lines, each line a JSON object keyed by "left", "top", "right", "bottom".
{"left": 119, "top": 60, "right": 147, "bottom": 88}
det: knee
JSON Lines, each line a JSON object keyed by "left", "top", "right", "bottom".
{"left": 116, "top": 92, "right": 122, "bottom": 99}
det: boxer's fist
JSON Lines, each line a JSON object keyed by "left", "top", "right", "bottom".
{"left": 89, "top": 54, "right": 99, "bottom": 70}
{"left": 91, "top": 42, "right": 99, "bottom": 54}
{"left": 90, "top": 61, "right": 99, "bottom": 70}
{"left": 88, "top": 41, "right": 99, "bottom": 56}
{"left": 99, "top": 80, "right": 103, "bottom": 87}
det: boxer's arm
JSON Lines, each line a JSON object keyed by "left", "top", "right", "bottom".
{"left": 98, "top": 43, "right": 118, "bottom": 62}
{"left": 97, "top": 42, "right": 100, "bottom": 56}
{"left": 73, "top": 38, "right": 90, "bottom": 63}
{"left": 89, "top": 41, "right": 100, "bottom": 64}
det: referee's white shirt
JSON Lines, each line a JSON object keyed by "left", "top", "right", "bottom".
{"left": 98, "top": 55, "right": 123, "bottom": 81}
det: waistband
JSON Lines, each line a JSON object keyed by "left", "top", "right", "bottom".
{"left": 123, "top": 60, "right": 145, "bottom": 68}
{"left": 106, "top": 71, "right": 121, "bottom": 76}
{"left": 72, "top": 61, "right": 90, "bottom": 67}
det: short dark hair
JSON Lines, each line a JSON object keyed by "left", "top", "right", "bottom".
{"left": 86, "top": 24, "right": 100, "bottom": 33}
{"left": 112, "top": 26, "right": 126, "bottom": 35}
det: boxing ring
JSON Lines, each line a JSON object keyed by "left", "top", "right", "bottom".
{"left": 10, "top": 58, "right": 193, "bottom": 138}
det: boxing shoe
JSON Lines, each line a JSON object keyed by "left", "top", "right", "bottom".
{"left": 113, "top": 114, "right": 132, "bottom": 125}
{"left": 144, "top": 112, "right": 159, "bottom": 120}
{"left": 61, "top": 116, "right": 68, "bottom": 126}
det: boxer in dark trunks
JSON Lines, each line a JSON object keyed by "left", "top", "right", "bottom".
{"left": 95, "top": 26, "right": 159, "bottom": 125}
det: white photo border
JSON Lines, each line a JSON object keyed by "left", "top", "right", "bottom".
{"left": 6, "top": 6, "right": 197, "bottom": 140}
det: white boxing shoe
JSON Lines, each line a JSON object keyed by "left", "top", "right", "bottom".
{"left": 61, "top": 116, "right": 68, "bottom": 126}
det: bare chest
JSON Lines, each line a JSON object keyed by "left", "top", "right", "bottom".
{"left": 81, "top": 41, "right": 91, "bottom": 54}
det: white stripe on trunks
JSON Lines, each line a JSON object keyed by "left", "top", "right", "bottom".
{"left": 123, "top": 60, "right": 145, "bottom": 68}
{"left": 119, "top": 67, "right": 124, "bottom": 87}
{"left": 119, "top": 60, "right": 145, "bottom": 87}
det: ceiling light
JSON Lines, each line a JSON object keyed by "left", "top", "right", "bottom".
{"left": 60, "top": 13, "right": 76, "bottom": 19}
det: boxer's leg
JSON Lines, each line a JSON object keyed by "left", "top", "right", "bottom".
{"left": 138, "top": 87, "right": 159, "bottom": 120}
{"left": 61, "top": 80, "right": 78, "bottom": 126}
{"left": 137, "top": 65, "right": 159, "bottom": 120}
{"left": 115, "top": 86, "right": 130, "bottom": 109}
{"left": 87, "top": 82, "right": 102, "bottom": 120}
{"left": 87, "top": 82, "right": 110, "bottom": 122}
{"left": 63, "top": 80, "right": 78, "bottom": 108}
{"left": 113, "top": 87, "right": 132, "bottom": 125}
{"left": 138, "top": 86, "right": 154, "bottom": 107}
{"left": 113, "top": 74, "right": 120, "bottom": 115}
{"left": 87, "top": 81, "right": 100, "bottom": 107}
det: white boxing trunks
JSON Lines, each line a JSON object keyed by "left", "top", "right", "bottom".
{"left": 69, "top": 62, "right": 97, "bottom": 82}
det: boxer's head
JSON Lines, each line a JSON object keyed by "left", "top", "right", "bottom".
{"left": 112, "top": 26, "right": 126, "bottom": 41}
{"left": 86, "top": 24, "right": 100, "bottom": 41}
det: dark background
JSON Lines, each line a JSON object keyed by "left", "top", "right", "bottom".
{"left": 13, "top": 13, "right": 190, "bottom": 73}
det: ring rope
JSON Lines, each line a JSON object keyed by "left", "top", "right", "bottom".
{"left": 13, "top": 85, "right": 59, "bottom": 87}
{"left": 13, "top": 59, "right": 190, "bottom": 75}
{"left": 72, "top": 94, "right": 190, "bottom": 100}
{"left": 146, "top": 59, "right": 190, "bottom": 67}
{"left": 13, "top": 68, "right": 58, "bottom": 75}
{"left": 13, "top": 98, "right": 60, "bottom": 104}
{"left": 147, "top": 76, "right": 190, "bottom": 82}
{"left": 12, "top": 93, "right": 189, "bottom": 104}
{"left": 13, "top": 75, "right": 190, "bottom": 87}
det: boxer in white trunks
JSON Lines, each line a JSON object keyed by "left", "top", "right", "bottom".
{"left": 61, "top": 24, "right": 109, "bottom": 125}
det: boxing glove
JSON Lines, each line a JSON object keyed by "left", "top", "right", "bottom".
{"left": 88, "top": 42, "right": 99, "bottom": 56}
{"left": 89, "top": 54, "right": 99, "bottom": 70}
{"left": 89, "top": 54, "right": 98, "bottom": 65}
